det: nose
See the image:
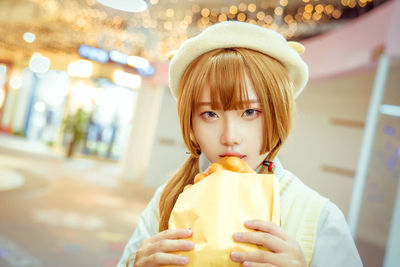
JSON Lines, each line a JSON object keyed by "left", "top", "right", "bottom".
{"left": 220, "top": 117, "right": 242, "bottom": 147}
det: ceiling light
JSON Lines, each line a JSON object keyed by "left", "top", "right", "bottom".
{"left": 113, "top": 70, "right": 141, "bottom": 89}
{"left": 10, "top": 77, "right": 22, "bottom": 89}
{"left": 127, "top": 56, "right": 150, "bottom": 69}
{"left": 380, "top": 105, "right": 400, "bottom": 117}
{"left": 0, "top": 65, "right": 6, "bottom": 75}
{"left": 23, "top": 32, "right": 36, "bottom": 43}
{"left": 97, "top": 0, "right": 147, "bottom": 12}
{"left": 29, "top": 53, "right": 50, "bottom": 73}
{"left": 68, "top": 60, "right": 93, "bottom": 78}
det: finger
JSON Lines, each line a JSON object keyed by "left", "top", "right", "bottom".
{"left": 138, "top": 252, "right": 189, "bottom": 266}
{"left": 243, "top": 262, "right": 277, "bottom": 267}
{"left": 244, "top": 220, "right": 289, "bottom": 241}
{"left": 233, "top": 232, "right": 284, "bottom": 252}
{"left": 146, "top": 239, "right": 194, "bottom": 255}
{"left": 231, "top": 251, "right": 284, "bottom": 266}
{"left": 149, "top": 228, "right": 192, "bottom": 243}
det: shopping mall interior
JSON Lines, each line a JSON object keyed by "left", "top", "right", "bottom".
{"left": 0, "top": 0, "right": 399, "bottom": 266}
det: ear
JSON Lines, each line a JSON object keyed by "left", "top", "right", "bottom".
{"left": 167, "top": 50, "right": 178, "bottom": 61}
{"left": 287, "top": 41, "right": 305, "bottom": 55}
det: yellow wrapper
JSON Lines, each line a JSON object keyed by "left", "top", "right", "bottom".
{"left": 166, "top": 170, "right": 280, "bottom": 267}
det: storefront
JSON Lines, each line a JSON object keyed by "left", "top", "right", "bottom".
{"left": 0, "top": 49, "right": 142, "bottom": 160}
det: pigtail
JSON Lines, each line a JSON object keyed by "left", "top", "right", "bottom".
{"left": 158, "top": 155, "right": 200, "bottom": 232}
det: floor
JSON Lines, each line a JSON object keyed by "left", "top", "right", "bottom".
{"left": 0, "top": 134, "right": 155, "bottom": 267}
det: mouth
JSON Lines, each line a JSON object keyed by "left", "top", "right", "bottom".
{"left": 219, "top": 153, "right": 247, "bottom": 160}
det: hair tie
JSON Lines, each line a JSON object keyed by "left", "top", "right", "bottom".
{"left": 185, "top": 150, "right": 201, "bottom": 157}
{"left": 262, "top": 161, "right": 276, "bottom": 173}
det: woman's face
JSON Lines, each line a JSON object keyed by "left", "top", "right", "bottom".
{"left": 192, "top": 81, "right": 267, "bottom": 170}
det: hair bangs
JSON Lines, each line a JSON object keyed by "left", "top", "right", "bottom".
{"left": 190, "top": 49, "right": 253, "bottom": 110}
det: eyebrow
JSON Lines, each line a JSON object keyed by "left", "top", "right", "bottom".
{"left": 197, "top": 100, "right": 260, "bottom": 106}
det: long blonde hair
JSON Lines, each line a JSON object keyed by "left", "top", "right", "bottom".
{"left": 158, "top": 48, "right": 294, "bottom": 231}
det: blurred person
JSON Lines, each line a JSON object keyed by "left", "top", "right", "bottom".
{"left": 118, "top": 21, "right": 363, "bottom": 267}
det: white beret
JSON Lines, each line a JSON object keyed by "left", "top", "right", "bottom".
{"left": 168, "top": 21, "right": 308, "bottom": 99}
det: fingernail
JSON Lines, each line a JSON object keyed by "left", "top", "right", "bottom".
{"left": 179, "top": 256, "right": 189, "bottom": 264}
{"left": 243, "top": 261, "right": 251, "bottom": 267}
{"left": 231, "top": 252, "right": 241, "bottom": 260}
{"left": 184, "top": 229, "right": 192, "bottom": 235}
{"left": 184, "top": 241, "right": 194, "bottom": 248}
{"left": 233, "top": 232, "right": 242, "bottom": 239}
{"left": 245, "top": 220, "right": 253, "bottom": 226}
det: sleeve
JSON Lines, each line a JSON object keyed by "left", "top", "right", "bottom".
{"left": 310, "top": 201, "right": 364, "bottom": 267}
{"left": 117, "top": 184, "right": 166, "bottom": 267}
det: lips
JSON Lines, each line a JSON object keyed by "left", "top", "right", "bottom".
{"left": 219, "top": 153, "right": 247, "bottom": 159}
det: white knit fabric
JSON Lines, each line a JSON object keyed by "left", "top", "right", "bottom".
{"left": 168, "top": 21, "right": 309, "bottom": 99}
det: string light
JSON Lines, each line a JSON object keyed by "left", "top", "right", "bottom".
{"left": 303, "top": 12, "right": 312, "bottom": 20}
{"left": 163, "top": 21, "right": 172, "bottom": 30}
{"left": 237, "top": 12, "right": 246, "bottom": 21}
{"left": 229, "top": 5, "right": 238, "bottom": 15}
{"left": 274, "top": 7, "right": 283, "bottom": 16}
{"left": 312, "top": 12, "right": 322, "bottom": 21}
{"left": 238, "top": 2, "right": 247, "bottom": 11}
{"left": 211, "top": 8, "right": 219, "bottom": 17}
{"left": 192, "top": 4, "right": 200, "bottom": 13}
{"left": 270, "top": 23, "right": 278, "bottom": 31}
{"left": 218, "top": 13, "right": 227, "bottom": 22}
{"left": 165, "top": 8, "right": 174, "bottom": 18}
{"left": 284, "top": 14, "right": 294, "bottom": 24}
{"left": 305, "top": 4, "right": 314, "bottom": 13}
{"left": 221, "top": 7, "right": 228, "bottom": 14}
{"left": 295, "top": 13, "right": 303, "bottom": 22}
{"left": 201, "top": 8, "right": 210, "bottom": 17}
{"left": 264, "top": 15, "right": 273, "bottom": 24}
{"left": 184, "top": 15, "right": 192, "bottom": 24}
{"left": 280, "top": 0, "right": 288, "bottom": 7}
{"left": 248, "top": 3, "right": 256, "bottom": 13}
{"left": 359, "top": 0, "right": 367, "bottom": 7}
{"left": 256, "top": 11, "right": 265, "bottom": 20}
{"left": 332, "top": 9, "right": 342, "bottom": 19}
{"left": 1, "top": 0, "right": 375, "bottom": 67}
{"left": 315, "top": 4, "right": 324, "bottom": 13}
{"left": 201, "top": 17, "right": 210, "bottom": 25}
{"left": 325, "top": 4, "right": 334, "bottom": 14}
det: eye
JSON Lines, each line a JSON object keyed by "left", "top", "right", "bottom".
{"left": 200, "top": 111, "right": 219, "bottom": 120}
{"left": 242, "top": 109, "right": 261, "bottom": 119}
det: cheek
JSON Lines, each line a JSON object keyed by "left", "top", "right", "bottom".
{"left": 192, "top": 120, "right": 221, "bottom": 156}
{"left": 246, "top": 121, "right": 264, "bottom": 148}
{"left": 192, "top": 118, "right": 212, "bottom": 147}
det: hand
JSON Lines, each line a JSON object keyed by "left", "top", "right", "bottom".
{"left": 230, "top": 220, "right": 307, "bottom": 267}
{"left": 134, "top": 228, "right": 194, "bottom": 267}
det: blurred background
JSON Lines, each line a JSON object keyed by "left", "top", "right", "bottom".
{"left": 0, "top": 0, "right": 399, "bottom": 266}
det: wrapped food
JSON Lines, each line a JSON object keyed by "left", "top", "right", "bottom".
{"left": 166, "top": 157, "right": 280, "bottom": 267}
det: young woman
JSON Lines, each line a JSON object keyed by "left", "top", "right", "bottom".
{"left": 118, "top": 21, "right": 363, "bottom": 267}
